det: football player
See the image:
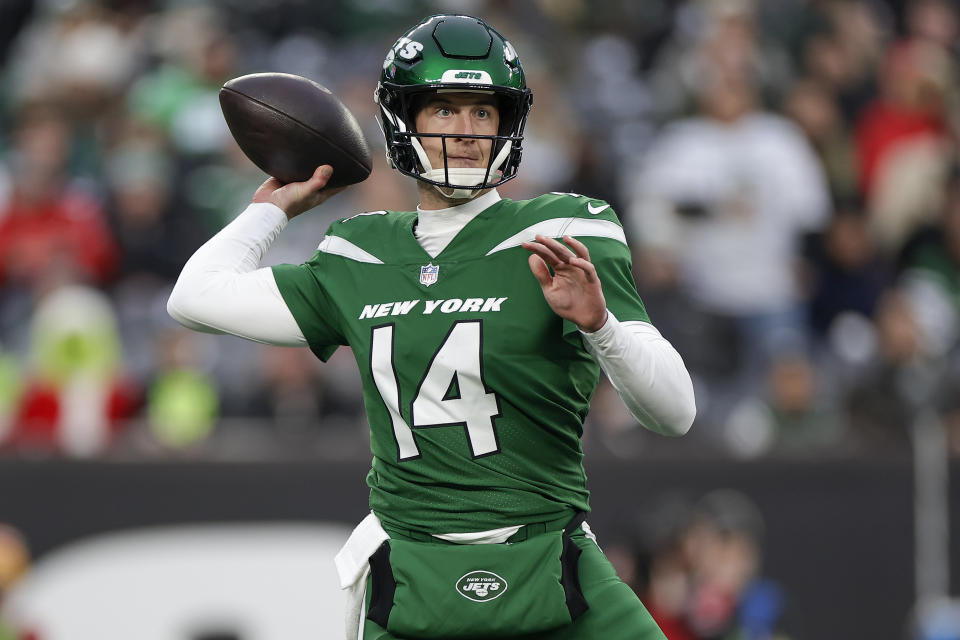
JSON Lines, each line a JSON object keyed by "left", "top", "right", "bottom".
{"left": 169, "top": 14, "right": 695, "bottom": 640}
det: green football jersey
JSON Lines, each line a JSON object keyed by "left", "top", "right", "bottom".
{"left": 272, "top": 192, "right": 649, "bottom": 533}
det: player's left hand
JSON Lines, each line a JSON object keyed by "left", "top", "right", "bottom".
{"left": 522, "top": 234, "right": 608, "bottom": 333}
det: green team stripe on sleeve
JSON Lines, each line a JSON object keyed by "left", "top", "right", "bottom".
{"left": 271, "top": 263, "right": 344, "bottom": 361}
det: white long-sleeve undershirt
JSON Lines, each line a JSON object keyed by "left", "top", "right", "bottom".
{"left": 168, "top": 199, "right": 696, "bottom": 436}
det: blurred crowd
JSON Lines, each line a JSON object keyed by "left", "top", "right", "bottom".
{"left": 607, "top": 489, "right": 797, "bottom": 640}
{"left": 0, "top": 0, "right": 959, "bottom": 461}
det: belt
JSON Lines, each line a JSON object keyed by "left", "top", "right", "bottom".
{"left": 382, "top": 510, "right": 578, "bottom": 545}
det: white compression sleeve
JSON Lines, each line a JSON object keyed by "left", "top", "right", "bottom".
{"left": 167, "top": 202, "right": 308, "bottom": 346}
{"left": 580, "top": 312, "right": 696, "bottom": 436}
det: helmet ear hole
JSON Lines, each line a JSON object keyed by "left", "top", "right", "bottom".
{"left": 395, "top": 145, "right": 417, "bottom": 172}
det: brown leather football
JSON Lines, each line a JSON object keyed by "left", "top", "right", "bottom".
{"left": 219, "top": 72, "right": 372, "bottom": 187}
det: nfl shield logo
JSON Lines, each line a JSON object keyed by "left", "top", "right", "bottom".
{"left": 420, "top": 263, "right": 439, "bottom": 286}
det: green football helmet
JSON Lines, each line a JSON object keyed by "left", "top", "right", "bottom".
{"left": 375, "top": 15, "right": 533, "bottom": 199}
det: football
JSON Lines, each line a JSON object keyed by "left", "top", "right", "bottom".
{"left": 219, "top": 72, "right": 373, "bottom": 187}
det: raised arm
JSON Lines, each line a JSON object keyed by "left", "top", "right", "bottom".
{"left": 167, "top": 165, "right": 343, "bottom": 345}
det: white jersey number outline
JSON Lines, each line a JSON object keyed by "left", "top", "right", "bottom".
{"left": 370, "top": 320, "right": 501, "bottom": 461}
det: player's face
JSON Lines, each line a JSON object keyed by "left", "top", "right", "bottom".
{"left": 414, "top": 92, "right": 500, "bottom": 173}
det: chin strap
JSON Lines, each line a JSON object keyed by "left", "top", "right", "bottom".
{"left": 415, "top": 139, "right": 512, "bottom": 200}
{"left": 421, "top": 168, "right": 502, "bottom": 199}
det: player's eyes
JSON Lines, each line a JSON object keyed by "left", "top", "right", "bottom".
{"left": 475, "top": 109, "right": 489, "bottom": 118}
{"left": 437, "top": 107, "right": 452, "bottom": 117}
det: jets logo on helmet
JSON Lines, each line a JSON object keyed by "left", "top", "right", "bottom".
{"left": 383, "top": 37, "right": 424, "bottom": 68}
{"left": 375, "top": 14, "right": 533, "bottom": 200}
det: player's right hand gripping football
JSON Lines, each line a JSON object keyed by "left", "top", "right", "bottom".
{"left": 253, "top": 165, "right": 346, "bottom": 219}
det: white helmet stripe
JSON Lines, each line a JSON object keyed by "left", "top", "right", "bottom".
{"left": 381, "top": 103, "right": 435, "bottom": 172}
{"left": 410, "top": 137, "right": 433, "bottom": 173}
{"left": 381, "top": 103, "right": 406, "bottom": 132}
{"left": 489, "top": 140, "right": 512, "bottom": 174}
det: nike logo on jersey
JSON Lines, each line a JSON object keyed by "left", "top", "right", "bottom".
{"left": 586, "top": 202, "right": 610, "bottom": 215}
{"left": 359, "top": 297, "right": 508, "bottom": 319}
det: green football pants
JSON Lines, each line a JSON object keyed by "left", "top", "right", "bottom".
{"left": 360, "top": 531, "right": 667, "bottom": 640}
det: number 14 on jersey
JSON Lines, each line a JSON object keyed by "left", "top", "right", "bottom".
{"left": 370, "top": 320, "right": 502, "bottom": 461}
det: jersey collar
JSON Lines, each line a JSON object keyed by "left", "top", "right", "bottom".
{"left": 416, "top": 189, "right": 501, "bottom": 232}
{"left": 415, "top": 189, "right": 502, "bottom": 258}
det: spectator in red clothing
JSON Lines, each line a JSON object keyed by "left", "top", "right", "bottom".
{"left": 853, "top": 34, "right": 956, "bottom": 253}
{"left": 7, "top": 285, "right": 139, "bottom": 457}
{"left": 0, "top": 101, "right": 118, "bottom": 294}
{"left": 854, "top": 40, "right": 952, "bottom": 198}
